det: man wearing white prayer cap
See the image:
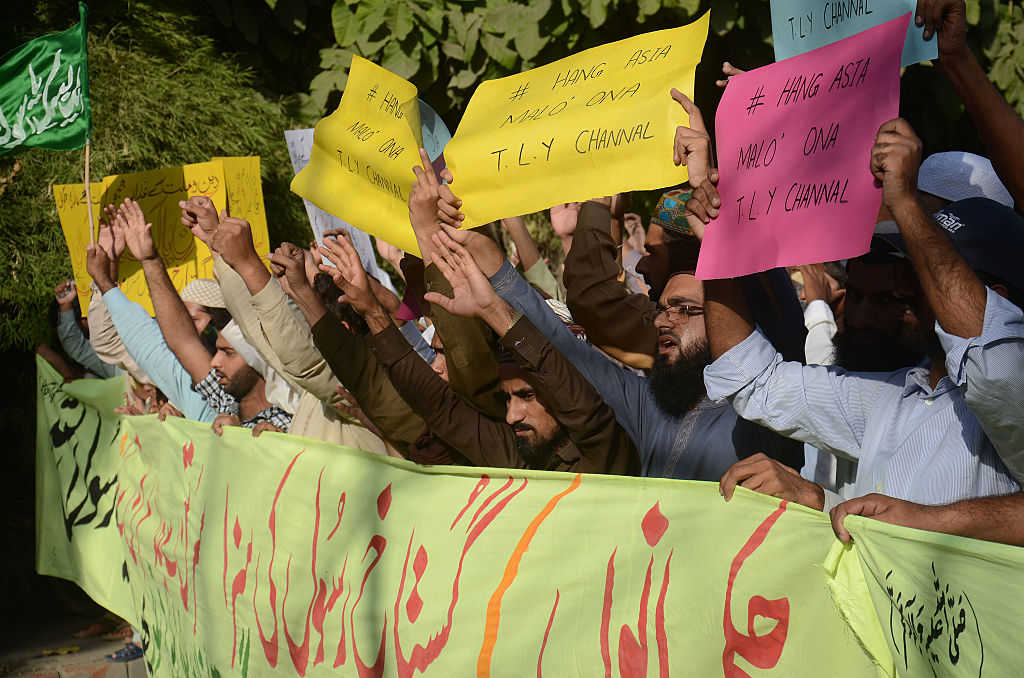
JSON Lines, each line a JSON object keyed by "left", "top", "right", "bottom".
{"left": 917, "top": 151, "right": 1014, "bottom": 210}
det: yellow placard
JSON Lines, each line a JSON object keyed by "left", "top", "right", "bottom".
{"left": 53, "top": 181, "right": 105, "bottom": 314}
{"left": 214, "top": 156, "right": 272, "bottom": 260}
{"left": 444, "top": 13, "right": 710, "bottom": 228}
{"left": 290, "top": 55, "right": 423, "bottom": 255}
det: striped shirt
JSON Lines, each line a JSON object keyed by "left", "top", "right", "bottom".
{"left": 937, "top": 287, "right": 1024, "bottom": 485}
{"left": 704, "top": 327, "right": 1020, "bottom": 506}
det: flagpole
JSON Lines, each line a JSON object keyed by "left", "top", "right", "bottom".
{"left": 84, "top": 138, "right": 94, "bottom": 246}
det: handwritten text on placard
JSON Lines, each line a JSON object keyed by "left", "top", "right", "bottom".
{"left": 770, "top": 0, "right": 936, "bottom": 67}
{"left": 290, "top": 56, "right": 424, "bottom": 255}
{"left": 695, "top": 14, "right": 907, "bottom": 280}
{"left": 444, "top": 14, "right": 710, "bottom": 229}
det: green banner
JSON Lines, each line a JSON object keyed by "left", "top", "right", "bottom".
{"left": 35, "top": 355, "right": 1021, "bottom": 677}
{"left": 0, "top": 2, "right": 90, "bottom": 155}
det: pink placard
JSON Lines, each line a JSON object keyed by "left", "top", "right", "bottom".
{"left": 695, "top": 14, "right": 907, "bottom": 280}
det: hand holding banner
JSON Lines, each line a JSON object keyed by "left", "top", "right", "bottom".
{"left": 444, "top": 14, "right": 710, "bottom": 229}
{"left": 695, "top": 14, "right": 907, "bottom": 280}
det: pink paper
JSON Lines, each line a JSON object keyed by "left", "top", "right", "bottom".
{"left": 696, "top": 14, "right": 907, "bottom": 280}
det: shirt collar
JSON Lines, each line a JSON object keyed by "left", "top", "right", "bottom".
{"left": 901, "top": 367, "right": 957, "bottom": 398}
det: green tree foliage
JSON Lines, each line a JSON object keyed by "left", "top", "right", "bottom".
{"left": 0, "top": 1, "right": 309, "bottom": 352}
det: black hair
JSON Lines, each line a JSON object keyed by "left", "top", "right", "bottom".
{"left": 313, "top": 273, "right": 370, "bottom": 336}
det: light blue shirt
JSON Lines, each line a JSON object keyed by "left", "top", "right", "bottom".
{"left": 704, "top": 326, "right": 1020, "bottom": 506}
{"left": 102, "top": 288, "right": 216, "bottom": 423}
{"left": 937, "top": 288, "right": 1024, "bottom": 485}
{"left": 57, "top": 309, "right": 120, "bottom": 379}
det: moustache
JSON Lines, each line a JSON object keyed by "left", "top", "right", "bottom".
{"left": 512, "top": 423, "right": 535, "bottom": 433}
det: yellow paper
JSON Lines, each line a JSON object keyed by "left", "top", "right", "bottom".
{"left": 291, "top": 55, "right": 423, "bottom": 255}
{"left": 56, "top": 161, "right": 229, "bottom": 316}
{"left": 214, "top": 156, "right": 272, "bottom": 265}
{"left": 445, "top": 13, "right": 710, "bottom": 228}
{"left": 54, "top": 181, "right": 105, "bottom": 314}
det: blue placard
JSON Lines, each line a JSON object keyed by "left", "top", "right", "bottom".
{"left": 770, "top": 0, "right": 937, "bottom": 66}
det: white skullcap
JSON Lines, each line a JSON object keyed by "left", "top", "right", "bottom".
{"left": 180, "top": 278, "right": 226, "bottom": 309}
{"left": 218, "top": 320, "right": 268, "bottom": 378}
{"left": 918, "top": 152, "right": 1014, "bottom": 208}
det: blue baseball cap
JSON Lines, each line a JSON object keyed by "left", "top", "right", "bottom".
{"left": 877, "top": 197, "right": 1024, "bottom": 292}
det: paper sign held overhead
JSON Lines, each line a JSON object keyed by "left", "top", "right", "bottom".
{"left": 770, "top": 0, "right": 936, "bottom": 66}
{"left": 444, "top": 14, "right": 710, "bottom": 229}
{"left": 290, "top": 56, "right": 425, "bottom": 255}
{"left": 696, "top": 14, "right": 907, "bottom": 280}
{"left": 55, "top": 158, "right": 270, "bottom": 315}
{"left": 284, "top": 128, "right": 398, "bottom": 293}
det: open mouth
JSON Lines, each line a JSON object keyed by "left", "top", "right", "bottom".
{"left": 657, "top": 335, "right": 678, "bottom": 352}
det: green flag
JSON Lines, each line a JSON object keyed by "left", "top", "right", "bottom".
{"left": 0, "top": 2, "right": 90, "bottom": 156}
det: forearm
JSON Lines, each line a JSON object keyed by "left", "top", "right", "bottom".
{"left": 232, "top": 252, "right": 273, "bottom": 297}
{"left": 288, "top": 284, "right": 329, "bottom": 328}
{"left": 424, "top": 264, "right": 505, "bottom": 420}
{"left": 563, "top": 201, "right": 657, "bottom": 356}
{"left": 891, "top": 197, "right": 986, "bottom": 337}
{"left": 141, "top": 258, "right": 207, "bottom": 360}
{"left": 942, "top": 52, "right": 1024, "bottom": 212}
{"left": 58, "top": 310, "right": 118, "bottom": 378}
{"left": 502, "top": 217, "right": 541, "bottom": 271}
{"left": 311, "top": 314, "right": 424, "bottom": 446}
{"left": 704, "top": 278, "right": 755, "bottom": 360}
{"left": 923, "top": 493, "right": 1024, "bottom": 546}
{"left": 371, "top": 323, "right": 521, "bottom": 468}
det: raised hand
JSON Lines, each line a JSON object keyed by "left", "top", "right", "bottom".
{"left": 97, "top": 221, "right": 115, "bottom": 259}
{"left": 268, "top": 242, "right": 311, "bottom": 298}
{"left": 715, "top": 61, "right": 746, "bottom": 89}
{"left": 915, "top": 0, "right": 967, "bottom": 58}
{"left": 54, "top": 279, "right": 77, "bottom": 310}
{"left": 683, "top": 170, "right": 721, "bottom": 240}
{"left": 425, "top": 230, "right": 514, "bottom": 333}
{"left": 318, "top": 232, "right": 378, "bottom": 317}
{"left": 211, "top": 212, "right": 258, "bottom": 269}
{"left": 85, "top": 243, "right": 115, "bottom": 292}
{"left": 118, "top": 198, "right": 158, "bottom": 262}
{"left": 409, "top": 148, "right": 464, "bottom": 262}
{"left": 437, "top": 223, "right": 505, "bottom": 277}
{"left": 549, "top": 202, "right": 582, "bottom": 239}
{"left": 870, "top": 118, "right": 923, "bottom": 211}
{"left": 180, "top": 196, "right": 220, "bottom": 248}
{"left": 797, "top": 263, "right": 844, "bottom": 306}
{"left": 671, "top": 88, "right": 713, "bottom": 189}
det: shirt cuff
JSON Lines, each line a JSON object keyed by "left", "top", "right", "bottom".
{"left": 500, "top": 315, "right": 544, "bottom": 369}
{"left": 489, "top": 259, "right": 519, "bottom": 298}
{"left": 936, "top": 287, "right": 1024, "bottom": 385}
{"left": 703, "top": 327, "right": 779, "bottom": 402}
{"left": 249, "top": 276, "right": 287, "bottom": 314}
{"left": 803, "top": 299, "right": 835, "bottom": 330}
{"left": 369, "top": 322, "right": 415, "bottom": 368}
{"left": 101, "top": 287, "right": 132, "bottom": 315}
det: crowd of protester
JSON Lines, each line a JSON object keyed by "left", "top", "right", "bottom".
{"left": 38, "top": 0, "right": 1024, "bottom": 620}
